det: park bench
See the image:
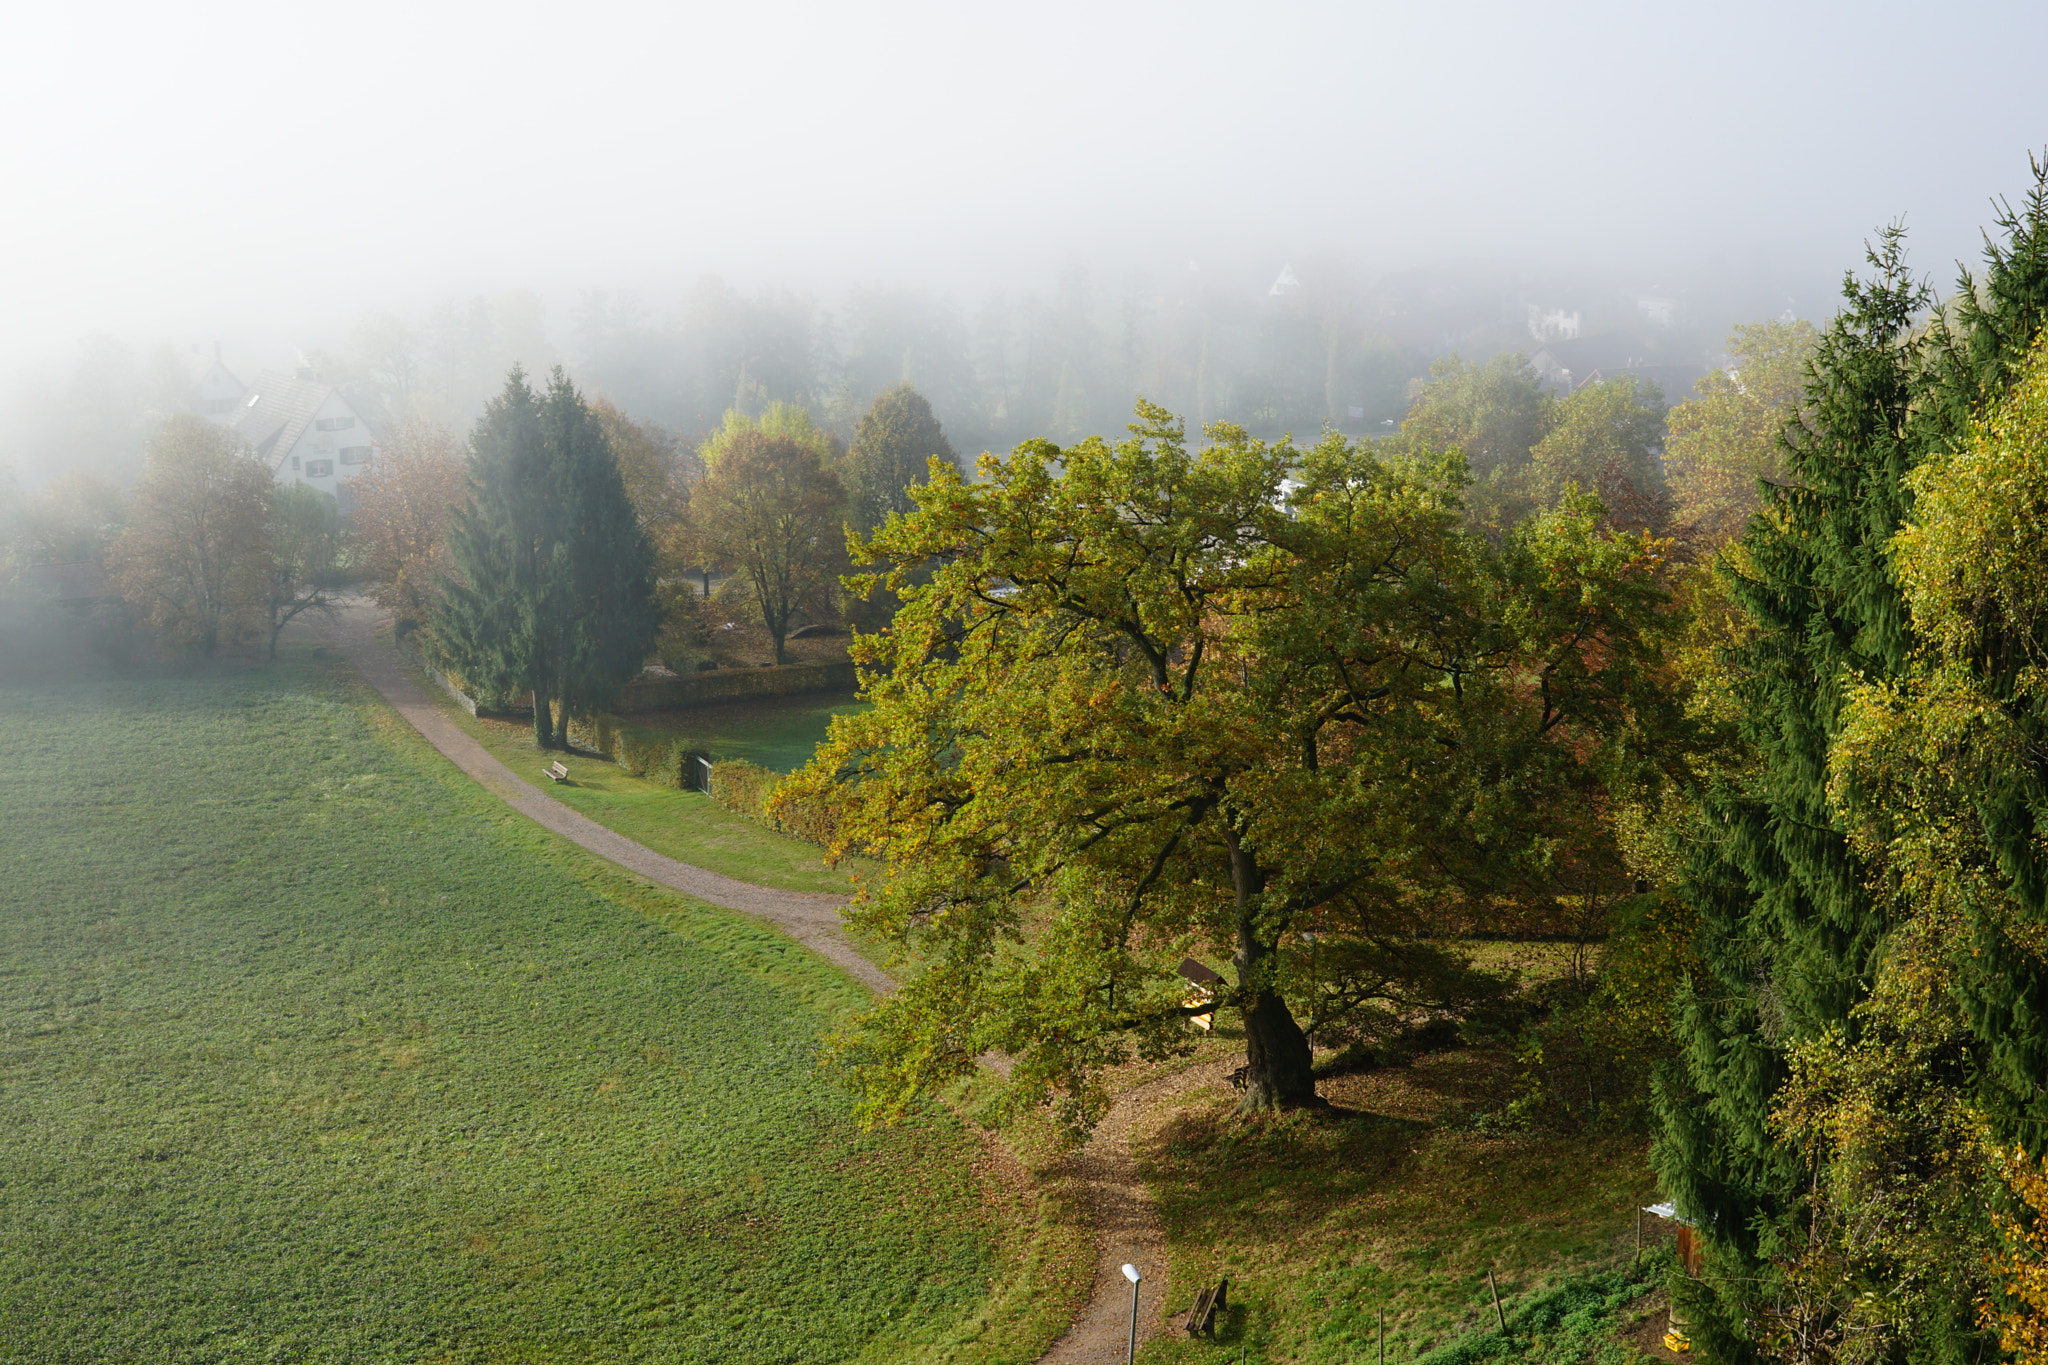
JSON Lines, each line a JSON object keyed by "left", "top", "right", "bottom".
{"left": 1185, "top": 1277, "right": 1228, "bottom": 1336}
{"left": 543, "top": 761, "right": 571, "bottom": 783}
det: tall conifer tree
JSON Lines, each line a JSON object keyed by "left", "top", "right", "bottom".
{"left": 1655, "top": 164, "right": 2048, "bottom": 1362}
{"left": 438, "top": 368, "right": 659, "bottom": 748}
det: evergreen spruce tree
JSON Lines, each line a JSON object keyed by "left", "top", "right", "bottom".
{"left": 437, "top": 368, "right": 659, "bottom": 749}
{"left": 1655, "top": 164, "right": 2048, "bottom": 1363}
{"left": 843, "top": 383, "right": 958, "bottom": 532}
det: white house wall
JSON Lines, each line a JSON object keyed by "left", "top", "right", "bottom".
{"left": 278, "top": 393, "right": 374, "bottom": 496}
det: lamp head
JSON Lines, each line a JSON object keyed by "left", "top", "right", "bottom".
{"left": 1121, "top": 1263, "right": 1142, "bottom": 1285}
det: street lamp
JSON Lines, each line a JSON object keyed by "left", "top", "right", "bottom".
{"left": 1121, "top": 1263, "right": 1142, "bottom": 1365}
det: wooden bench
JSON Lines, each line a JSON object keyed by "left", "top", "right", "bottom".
{"left": 1185, "top": 1277, "right": 1228, "bottom": 1336}
{"left": 543, "top": 761, "right": 570, "bottom": 783}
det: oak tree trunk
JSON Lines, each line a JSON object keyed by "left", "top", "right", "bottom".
{"left": 1239, "top": 982, "right": 1317, "bottom": 1110}
{"left": 1229, "top": 830, "right": 1319, "bottom": 1110}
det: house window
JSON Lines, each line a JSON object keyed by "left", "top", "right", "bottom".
{"left": 304, "top": 459, "right": 333, "bottom": 478}
{"left": 339, "top": 445, "right": 371, "bottom": 465}
{"left": 315, "top": 416, "right": 356, "bottom": 432}
{"left": 291, "top": 455, "right": 301, "bottom": 471}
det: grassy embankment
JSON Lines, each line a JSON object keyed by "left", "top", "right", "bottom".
{"left": 950, "top": 1018, "right": 1669, "bottom": 1365}
{"left": 0, "top": 646, "right": 1071, "bottom": 1363}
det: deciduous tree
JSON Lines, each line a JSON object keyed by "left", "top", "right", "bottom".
{"left": 687, "top": 423, "right": 846, "bottom": 664}
{"left": 777, "top": 404, "right": 1682, "bottom": 1129}
{"left": 349, "top": 418, "right": 465, "bottom": 629}
{"left": 1663, "top": 320, "right": 1818, "bottom": 548}
{"left": 843, "top": 383, "right": 959, "bottom": 533}
{"left": 262, "top": 483, "right": 345, "bottom": 659}
{"left": 111, "top": 414, "right": 272, "bottom": 655}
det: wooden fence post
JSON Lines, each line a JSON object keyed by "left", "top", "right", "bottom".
{"left": 1488, "top": 1268, "right": 1507, "bottom": 1334}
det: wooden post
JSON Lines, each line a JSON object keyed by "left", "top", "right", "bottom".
{"left": 1379, "top": 1305, "right": 1386, "bottom": 1365}
{"left": 1488, "top": 1268, "right": 1507, "bottom": 1334}
{"left": 1635, "top": 1206, "right": 1642, "bottom": 1266}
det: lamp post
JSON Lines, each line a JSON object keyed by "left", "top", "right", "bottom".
{"left": 1122, "top": 1263, "right": 1142, "bottom": 1365}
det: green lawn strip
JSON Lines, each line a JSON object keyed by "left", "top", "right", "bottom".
{"left": 1129, "top": 1054, "right": 1660, "bottom": 1365}
{"left": 0, "top": 652, "right": 995, "bottom": 1363}
{"left": 388, "top": 638, "right": 862, "bottom": 897}
{"left": 623, "top": 694, "right": 873, "bottom": 776}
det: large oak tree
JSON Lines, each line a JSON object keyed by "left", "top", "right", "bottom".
{"left": 779, "top": 403, "right": 1682, "bottom": 1127}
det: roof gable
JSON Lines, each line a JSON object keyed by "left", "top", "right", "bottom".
{"left": 226, "top": 372, "right": 338, "bottom": 470}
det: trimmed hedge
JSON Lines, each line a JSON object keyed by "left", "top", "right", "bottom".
{"left": 707, "top": 759, "right": 844, "bottom": 849}
{"left": 615, "top": 660, "right": 857, "bottom": 713}
{"left": 563, "top": 715, "right": 847, "bottom": 849}
{"left": 565, "top": 714, "right": 704, "bottom": 791}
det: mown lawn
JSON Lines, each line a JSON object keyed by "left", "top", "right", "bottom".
{"left": 625, "top": 694, "right": 871, "bottom": 775}
{"left": 0, "top": 650, "right": 990, "bottom": 1364}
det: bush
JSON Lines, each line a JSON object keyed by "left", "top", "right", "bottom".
{"left": 565, "top": 714, "right": 703, "bottom": 791}
{"left": 710, "top": 759, "right": 845, "bottom": 849}
{"left": 709, "top": 759, "right": 781, "bottom": 820}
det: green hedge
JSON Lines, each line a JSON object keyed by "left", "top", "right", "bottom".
{"left": 615, "top": 660, "right": 857, "bottom": 713}
{"left": 563, "top": 716, "right": 845, "bottom": 848}
{"left": 707, "top": 759, "right": 844, "bottom": 849}
{"left": 566, "top": 715, "right": 704, "bottom": 791}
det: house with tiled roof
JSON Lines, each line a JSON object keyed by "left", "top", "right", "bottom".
{"left": 203, "top": 364, "right": 376, "bottom": 503}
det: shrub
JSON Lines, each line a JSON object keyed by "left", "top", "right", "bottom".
{"left": 565, "top": 714, "right": 703, "bottom": 790}
{"left": 709, "top": 759, "right": 845, "bottom": 849}
{"left": 709, "top": 759, "right": 781, "bottom": 820}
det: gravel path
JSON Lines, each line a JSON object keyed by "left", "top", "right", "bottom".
{"left": 319, "top": 602, "right": 893, "bottom": 995}
{"left": 319, "top": 601, "right": 1185, "bottom": 1363}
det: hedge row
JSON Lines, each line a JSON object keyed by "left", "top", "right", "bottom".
{"left": 565, "top": 715, "right": 705, "bottom": 791}
{"left": 705, "top": 759, "right": 844, "bottom": 848}
{"left": 615, "top": 659, "right": 857, "bottom": 713}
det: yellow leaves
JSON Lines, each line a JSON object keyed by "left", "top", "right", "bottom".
{"left": 1984, "top": 1146, "right": 2048, "bottom": 1365}
{"left": 1897, "top": 335, "right": 2048, "bottom": 675}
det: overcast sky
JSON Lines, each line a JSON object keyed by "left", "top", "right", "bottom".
{"left": 2, "top": 0, "right": 2044, "bottom": 362}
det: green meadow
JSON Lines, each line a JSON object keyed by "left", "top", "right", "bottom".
{"left": 0, "top": 650, "right": 991, "bottom": 1363}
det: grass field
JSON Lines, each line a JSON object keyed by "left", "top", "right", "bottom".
{"left": 625, "top": 694, "right": 871, "bottom": 775}
{"left": 0, "top": 648, "right": 994, "bottom": 1364}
